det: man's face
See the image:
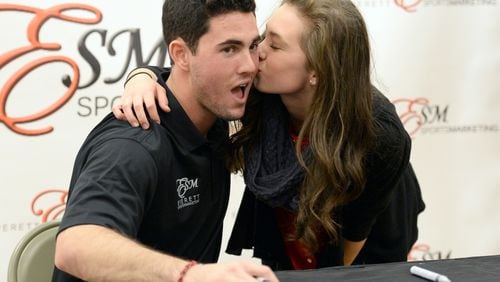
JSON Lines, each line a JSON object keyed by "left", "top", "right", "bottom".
{"left": 189, "top": 12, "right": 260, "bottom": 121}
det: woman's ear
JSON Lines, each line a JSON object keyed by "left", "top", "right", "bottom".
{"left": 168, "top": 38, "right": 190, "bottom": 71}
{"left": 309, "top": 72, "right": 317, "bottom": 86}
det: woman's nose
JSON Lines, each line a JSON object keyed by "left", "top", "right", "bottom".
{"left": 258, "top": 45, "right": 266, "bottom": 61}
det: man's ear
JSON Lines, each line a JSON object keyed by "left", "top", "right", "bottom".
{"left": 168, "top": 38, "right": 191, "bottom": 71}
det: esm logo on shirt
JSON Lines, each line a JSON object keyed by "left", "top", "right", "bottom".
{"left": 176, "top": 177, "right": 200, "bottom": 210}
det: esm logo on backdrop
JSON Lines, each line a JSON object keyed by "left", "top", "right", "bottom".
{"left": 352, "top": 0, "right": 497, "bottom": 12}
{"left": 393, "top": 97, "right": 499, "bottom": 138}
{"left": 392, "top": 97, "right": 449, "bottom": 138}
{"left": 0, "top": 3, "right": 167, "bottom": 136}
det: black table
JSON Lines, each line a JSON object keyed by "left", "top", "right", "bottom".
{"left": 276, "top": 255, "right": 500, "bottom": 281}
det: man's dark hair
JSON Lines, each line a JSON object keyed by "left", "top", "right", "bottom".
{"left": 162, "top": 0, "right": 256, "bottom": 55}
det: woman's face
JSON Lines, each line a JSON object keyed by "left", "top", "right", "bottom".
{"left": 254, "top": 3, "right": 314, "bottom": 96}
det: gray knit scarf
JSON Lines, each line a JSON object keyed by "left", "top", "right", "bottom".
{"left": 244, "top": 96, "right": 310, "bottom": 211}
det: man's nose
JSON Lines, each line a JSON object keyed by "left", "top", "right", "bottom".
{"left": 239, "top": 50, "right": 259, "bottom": 74}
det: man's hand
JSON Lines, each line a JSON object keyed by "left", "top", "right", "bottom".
{"left": 183, "top": 261, "right": 279, "bottom": 282}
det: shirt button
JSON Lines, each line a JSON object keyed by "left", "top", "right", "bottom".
{"left": 307, "top": 258, "right": 312, "bottom": 264}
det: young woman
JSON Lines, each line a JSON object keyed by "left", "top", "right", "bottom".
{"left": 114, "top": 0, "right": 425, "bottom": 270}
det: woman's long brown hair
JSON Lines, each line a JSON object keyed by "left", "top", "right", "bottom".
{"left": 229, "top": 0, "right": 376, "bottom": 253}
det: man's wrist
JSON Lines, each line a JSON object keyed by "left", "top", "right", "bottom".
{"left": 178, "top": 260, "right": 198, "bottom": 282}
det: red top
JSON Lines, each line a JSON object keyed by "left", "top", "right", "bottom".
{"left": 275, "top": 207, "right": 318, "bottom": 269}
{"left": 289, "top": 131, "right": 309, "bottom": 151}
{"left": 274, "top": 130, "right": 317, "bottom": 270}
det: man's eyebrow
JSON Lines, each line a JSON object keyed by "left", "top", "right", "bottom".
{"left": 217, "top": 35, "right": 261, "bottom": 47}
{"left": 217, "top": 39, "right": 244, "bottom": 47}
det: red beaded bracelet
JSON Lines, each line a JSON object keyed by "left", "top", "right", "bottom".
{"left": 178, "top": 260, "right": 198, "bottom": 282}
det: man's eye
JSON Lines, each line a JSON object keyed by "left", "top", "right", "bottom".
{"left": 222, "top": 46, "right": 236, "bottom": 53}
{"left": 250, "top": 42, "right": 259, "bottom": 51}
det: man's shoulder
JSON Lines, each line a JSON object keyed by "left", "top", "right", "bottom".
{"left": 83, "top": 113, "right": 175, "bottom": 155}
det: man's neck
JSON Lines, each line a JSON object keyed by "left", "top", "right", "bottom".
{"left": 166, "top": 69, "right": 216, "bottom": 137}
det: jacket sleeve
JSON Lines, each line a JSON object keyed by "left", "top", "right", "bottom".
{"left": 341, "top": 96, "right": 412, "bottom": 242}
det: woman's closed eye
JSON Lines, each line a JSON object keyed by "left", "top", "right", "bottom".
{"left": 269, "top": 44, "right": 280, "bottom": 50}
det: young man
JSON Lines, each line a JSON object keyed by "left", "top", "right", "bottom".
{"left": 52, "top": 0, "right": 277, "bottom": 281}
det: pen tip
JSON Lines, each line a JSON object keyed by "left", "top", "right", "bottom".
{"left": 439, "top": 276, "right": 451, "bottom": 282}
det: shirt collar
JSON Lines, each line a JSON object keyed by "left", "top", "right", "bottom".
{"left": 157, "top": 69, "right": 228, "bottom": 152}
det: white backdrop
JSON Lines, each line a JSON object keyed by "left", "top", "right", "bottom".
{"left": 1, "top": 0, "right": 499, "bottom": 279}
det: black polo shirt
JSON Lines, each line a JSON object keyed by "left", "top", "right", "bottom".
{"left": 53, "top": 71, "right": 230, "bottom": 281}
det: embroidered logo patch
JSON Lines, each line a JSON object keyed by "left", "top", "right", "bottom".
{"left": 176, "top": 177, "right": 200, "bottom": 210}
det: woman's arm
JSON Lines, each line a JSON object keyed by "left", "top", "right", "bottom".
{"left": 343, "top": 238, "right": 367, "bottom": 266}
{"left": 112, "top": 67, "right": 170, "bottom": 129}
